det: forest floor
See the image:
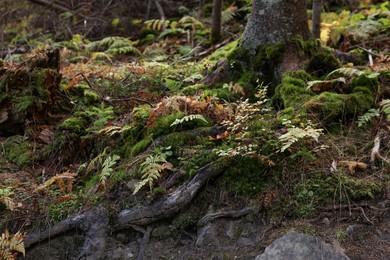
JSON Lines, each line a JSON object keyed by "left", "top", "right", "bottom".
{"left": 0, "top": 2, "right": 390, "bottom": 259}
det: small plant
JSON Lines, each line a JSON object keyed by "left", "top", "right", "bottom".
{"left": 278, "top": 121, "right": 323, "bottom": 153}
{"left": 0, "top": 188, "right": 15, "bottom": 211}
{"left": 133, "top": 151, "right": 173, "bottom": 194}
{"left": 170, "top": 114, "right": 208, "bottom": 127}
{"left": 0, "top": 230, "right": 25, "bottom": 259}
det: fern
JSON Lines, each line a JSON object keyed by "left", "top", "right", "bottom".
{"left": 358, "top": 108, "right": 380, "bottom": 127}
{"left": 278, "top": 124, "right": 323, "bottom": 152}
{"left": 133, "top": 154, "right": 172, "bottom": 194}
{"left": 379, "top": 99, "right": 390, "bottom": 121}
{"left": 326, "top": 68, "right": 379, "bottom": 79}
{"left": 0, "top": 187, "right": 15, "bottom": 211}
{"left": 0, "top": 230, "right": 25, "bottom": 259}
{"left": 222, "top": 4, "right": 238, "bottom": 24}
{"left": 170, "top": 114, "right": 208, "bottom": 127}
{"left": 99, "top": 154, "right": 120, "bottom": 189}
{"left": 86, "top": 147, "right": 108, "bottom": 174}
{"left": 87, "top": 36, "right": 140, "bottom": 56}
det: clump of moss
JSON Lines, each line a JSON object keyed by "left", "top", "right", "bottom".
{"left": 130, "top": 137, "right": 153, "bottom": 156}
{"left": 274, "top": 75, "right": 315, "bottom": 109}
{"left": 304, "top": 91, "right": 374, "bottom": 122}
{"left": 3, "top": 135, "right": 31, "bottom": 167}
{"left": 182, "top": 84, "right": 208, "bottom": 96}
{"left": 147, "top": 111, "right": 184, "bottom": 137}
{"left": 306, "top": 51, "right": 341, "bottom": 77}
{"left": 219, "top": 156, "right": 272, "bottom": 196}
{"left": 59, "top": 117, "right": 86, "bottom": 133}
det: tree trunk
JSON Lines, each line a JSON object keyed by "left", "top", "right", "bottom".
{"left": 211, "top": 0, "right": 223, "bottom": 44}
{"left": 240, "top": 0, "right": 310, "bottom": 52}
{"left": 312, "top": 0, "right": 322, "bottom": 38}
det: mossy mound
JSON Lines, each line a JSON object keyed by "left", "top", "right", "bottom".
{"left": 306, "top": 50, "right": 341, "bottom": 77}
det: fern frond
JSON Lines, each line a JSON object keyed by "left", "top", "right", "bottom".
{"left": 278, "top": 125, "right": 323, "bottom": 152}
{"left": 178, "top": 16, "right": 204, "bottom": 29}
{"left": 99, "top": 154, "right": 120, "bottom": 189}
{"left": 222, "top": 4, "right": 238, "bottom": 24}
{"left": 379, "top": 99, "right": 390, "bottom": 121}
{"left": 358, "top": 108, "right": 380, "bottom": 127}
{"left": 90, "top": 52, "right": 113, "bottom": 63}
{"left": 0, "top": 230, "right": 25, "bottom": 258}
{"left": 327, "top": 68, "right": 379, "bottom": 79}
{"left": 170, "top": 114, "right": 208, "bottom": 127}
{"left": 133, "top": 154, "right": 172, "bottom": 194}
{"left": 0, "top": 188, "right": 15, "bottom": 211}
{"left": 86, "top": 147, "right": 108, "bottom": 174}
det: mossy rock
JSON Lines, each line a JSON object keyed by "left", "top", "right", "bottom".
{"left": 304, "top": 91, "right": 374, "bottom": 122}
{"left": 274, "top": 75, "right": 315, "bottom": 109}
{"left": 306, "top": 51, "right": 341, "bottom": 77}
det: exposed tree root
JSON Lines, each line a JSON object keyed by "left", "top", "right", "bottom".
{"left": 25, "top": 207, "right": 109, "bottom": 259}
{"left": 116, "top": 158, "right": 230, "bottom": 228}
{"left": 197, "top": 207, "right": 254, "bottom": 227}
{"left": 24, "top": 152, "right": 231, "bottom": 258}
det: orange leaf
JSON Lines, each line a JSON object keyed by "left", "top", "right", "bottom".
{"left": 208, "top": 131, "right": 229, "bottom": 141}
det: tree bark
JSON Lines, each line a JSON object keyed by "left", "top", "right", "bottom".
{"left": 240, "top": 0, "right": 310, "bottom": 52}
{"left": 211, "top": 0, "right": 223, "bottom": 44}
{"left": 312, "top": 0, "right": 322, "bottom": 38}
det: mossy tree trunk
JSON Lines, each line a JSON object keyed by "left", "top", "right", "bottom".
{"left": 240, "top": 0, "right": 310, "bottom": 53}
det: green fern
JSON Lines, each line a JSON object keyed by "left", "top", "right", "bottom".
{"left": 278, "top": 124, "right": 323, "bottom": 153}
{"left": 99, "top": 154, "right": 120, "bottom": 189}
{"left": 170, "top": 114, "right": 208, "bottom": 127}
{"left": 0, "top": 187, "right": 15, "bottom": 211}
{"left": 379, "top": 99, "right": 390, "bottom": 121}
{"left": 326, "top": 67, "right": 379, "bottom": 79}
{"left": 358, "top": 108, "right": 380, "bottom": 127}
{"left": 133, "top": 154, "right": 172, "bottom": 194}
{"left": 87, "top": 36, "right": 140, "bottom": 56}
{"left": 222, "top": 4, "right": 238, "bottom": 24}
{"left": 86, "top": 148, "right": 108, "bottom": 174}
{"left": 0, "top": 230, "right": 25, "bottom": 259}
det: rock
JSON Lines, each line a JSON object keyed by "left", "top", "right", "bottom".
{"left": 255, "top": 231, "right": 350, "bottom": 260}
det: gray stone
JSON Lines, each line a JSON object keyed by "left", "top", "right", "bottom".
{"left": 255, "top": 231, "right": 350, "bottom": 260}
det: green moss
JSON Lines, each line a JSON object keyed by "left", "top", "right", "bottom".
{"left": 275, "top": 80, "right": 315, "bottom": 109}
{"left": 351, "top": 73, "right": 379, "bottom": 90}
{"left": 219, "top": 156, "right": 271, "bottom": 196}
{"left": 147, "top": 111, "right": 184, "bottom": 137}
{"left": 291, "top": 36, "right": 320, "bottom": 56}
{"left": 306, "top": 51, "right": 341, "bottom": 77}
{"left": 285, "top": 70, "right": 315, "bottom": 82}
{"left": 83, "top": 88, "right": 100, "bottom": 104}
{"left": 202, "top": 88, "right": 232, "bottom": 100}
{"left": 3, "top": 135, "right": 31, "bottom": 167}
{"left": 304, "top": 92, "right": 346, "bottom": 122}
{"left": 59, "top": 117, "right": 86, "bottom": 133}
{"left": 130, "top": 137, "right": 153, "bottom": 156}
{"left": 304, "top": 91, "right": 374, "bottom": 122}
{"left": 182, "top": 84, "right": 208, "bottom": 96}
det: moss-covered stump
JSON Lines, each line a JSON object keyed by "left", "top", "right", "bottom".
{"left": 0, "top": 49, "right": 63, "bottom": 136}
{"left": 275, "top": 68, "right": 378, "bottom": 124}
